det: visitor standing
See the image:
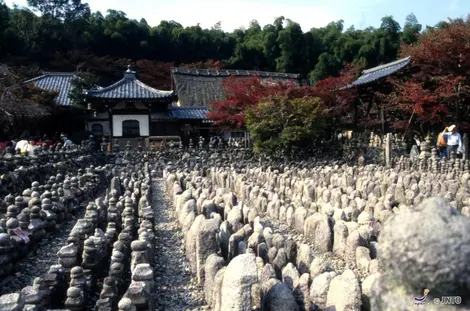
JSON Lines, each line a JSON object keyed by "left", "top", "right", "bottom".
{"left": 23, "top": 138, "right": 38, "bottom": 156}
{"left": 63, "top": 136, "right": 72, "bottom": 148}
{"left": 413, "top": 134, "right": 421, "bottom": 153}
{"left": 16, "top": 135, "right": 29, "bottom": 154}
{"left": 444, "top": 125, "right": 464, "bottom": 159}
{"left": 437, "top": 127, "right": 448, "bottom": 158}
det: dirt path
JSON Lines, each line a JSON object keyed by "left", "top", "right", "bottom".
{"left": 0, "top": 205, "right": 86, "bottom": 295}
{"left": 152, "top": 179, "right": 207, "bottom": 311}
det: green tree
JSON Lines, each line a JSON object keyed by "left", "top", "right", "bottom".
{"left": 26, "top": 0, "right": 90, "bottom": 20}
{"left": 402, "top": 13, "right": 422, "bottom": 45}
{"left": 68, "top": 71, "right": 100, "bottom": 106}
{"left": 6, "top": 7, "right": 41, "bottom": 54}
{"left": 245, "top": 96, "right": 326, "bottom": 156}
{"left": 0, "top": 0, "right": 10, "bottom": 56}
{"left": 276, "top": 19, "right": 306, "bottom": 74}
{"left": 0, "top": 0, "right": 457, "bottom": 96}
{"left": 376, "top": 16, "right": 401, "bottom": 63}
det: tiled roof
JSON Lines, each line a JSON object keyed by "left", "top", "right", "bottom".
{"left": 351, "top": 56, "right": 411, "bottom": 86}
{"left": 150, "top": 112, "right": 171, "bottom": 121}
{"left": 172, "top": 68, "right": 302, "bottom": 107}
{"left": 150, "top": 107, "right": 209, "bottom": 121}
{"left": 171, "top": 67, "right": 300, "bottom": 79}
{"left": 24, "top": 72, "right": 79, "bottom": 106}
{"left": 169, "top": 107, "right": 208, "bottom": 119}
{"left": 87, "top": 68, "right": 174, "bottom": 99}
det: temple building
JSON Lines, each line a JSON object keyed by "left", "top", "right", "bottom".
{"left": 9, "top": 65, "right": 302, "bottom": 146}
{"left": 85, "top": 66, "right": 212, "bottom": 146}
{"left": 85, "top": 65, "right": 302, "bottom": 146}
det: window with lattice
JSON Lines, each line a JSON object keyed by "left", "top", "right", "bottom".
{"left": 122, "top": 120, "right": 140, "bottom": 137}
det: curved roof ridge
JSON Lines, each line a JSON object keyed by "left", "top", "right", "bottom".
{"left": 24, "top": 72, "right": 79, "bottom": 84}
{"left": 171, "top": 67, "right": 301, "bottom": 79}
{"left": 170, "top": 106, "right": 207, "bottom": 110}
{"left": 134, "top": 79, "right": 173, "bottom": 95}
{"left": 86, "top": 77, "right": 128, "bottom": 95}
{"left": 351, "top": 56, "right": 411, "bottom": 87}
{"left": 42, "top": 72, "right": 76, "bottom": 76}
{"left": 86, "top": 75, "right": 174, "bottom": 99}
{"left": 362, "top": 56, "right": 411, "bottom": 74}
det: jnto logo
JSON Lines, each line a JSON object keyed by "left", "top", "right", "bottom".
{"left": 412, "top": 289, "right": 430, "bottom": 306}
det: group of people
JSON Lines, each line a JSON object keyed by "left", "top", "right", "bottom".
{"left": 436, "top": 124, "right": 465, "bottom": 159}
{"left": 5, "top": 133, "right": 73, "bottom": 156}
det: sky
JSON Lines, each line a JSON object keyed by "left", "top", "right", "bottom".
{"left": 4, "top": 0, "right": 470, "bottom": 32}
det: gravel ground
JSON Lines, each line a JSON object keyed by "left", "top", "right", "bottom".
{"left": 0, "top": 204, "right": 86, "bottom": 295}
{"left": 152, "top": 179, "right": 207, "bottom": 311}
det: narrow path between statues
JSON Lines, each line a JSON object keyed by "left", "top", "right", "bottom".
{"left": 0, "top": 203, "right": 87, "bottom": 296}
{"left": 151, "top": 179, "right": 206, "bottom": 311}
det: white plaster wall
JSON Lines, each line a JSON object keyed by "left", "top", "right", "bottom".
{"left": 112, "top": 115, "right": 149, "bottom": 137}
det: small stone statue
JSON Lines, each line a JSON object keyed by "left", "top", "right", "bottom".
{"left": 410, "top": 145, "right": 419, "bottom": 161}
{"left": 114, "top": 139, "right": 120, "bottom": 152}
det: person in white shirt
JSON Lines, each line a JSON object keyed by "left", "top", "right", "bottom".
{"left": 23, "top": 138, "right": 37, "bottom": 156}
{"left": 16, "top": 136, "right": 29, "bottom": 154}
{"left": 444, "top": 124, "right": 464, "bottom": 159}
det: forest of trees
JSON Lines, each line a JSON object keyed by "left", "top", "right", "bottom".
{"left": 0, "top": 0, "right": 430, "bottom": 86}
{"left": 1, "top": 0, "right": 469, "bottom": 154}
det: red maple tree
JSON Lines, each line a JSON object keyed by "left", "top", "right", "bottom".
{"left": 207, "top": 76, "right": 309, "bottom": 128}
{"left": 312, "top": 64, "right": 358, "bottom": 124}
{"left": 386, "top": 17, "right": 470, "bottom": 129}
{"left": 178, "top": 59, "right": 224, "bottom": 70}
{"left": 207, "top": 64, "right": 359, "bottom": 129}
{"left": 135, "top": 60, "right": 174, "bottom": 90}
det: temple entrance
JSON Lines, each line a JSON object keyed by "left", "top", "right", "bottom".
{"left": 122, "top": 120, "right": 140, "bottom": 137}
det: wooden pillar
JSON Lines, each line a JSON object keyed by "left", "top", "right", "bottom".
{"left": 147, "top": 104, "right": 151, "bottom": 150}
{"left": 463, "top": 133, "right": 468, "bottom": 161}
{"left": 108, "top": 106, "right": 113, "bottom": 147}
{"left": 385, "top": 133, "right": 392, "bottom": 167}
{"left": 380, "top": 103, "right": 385, "bottom": 135}
{"left": 353, "top": 99, "right": 358, "bottom": 131}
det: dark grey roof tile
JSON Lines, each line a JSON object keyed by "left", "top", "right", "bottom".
{"left": 24, "top": 72, "right": 78, "bottom": 106}
{"left": 172, "top": 68, "right": 301, "bottom": 107}
{"left": 169, "top": 107, "right": 209, "bottom": 120}
{"left": 87, "top": 70, "right": 174, "bottom": 99}
{"left": 171, "top": 67, "right": 301, "bottom": 79}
